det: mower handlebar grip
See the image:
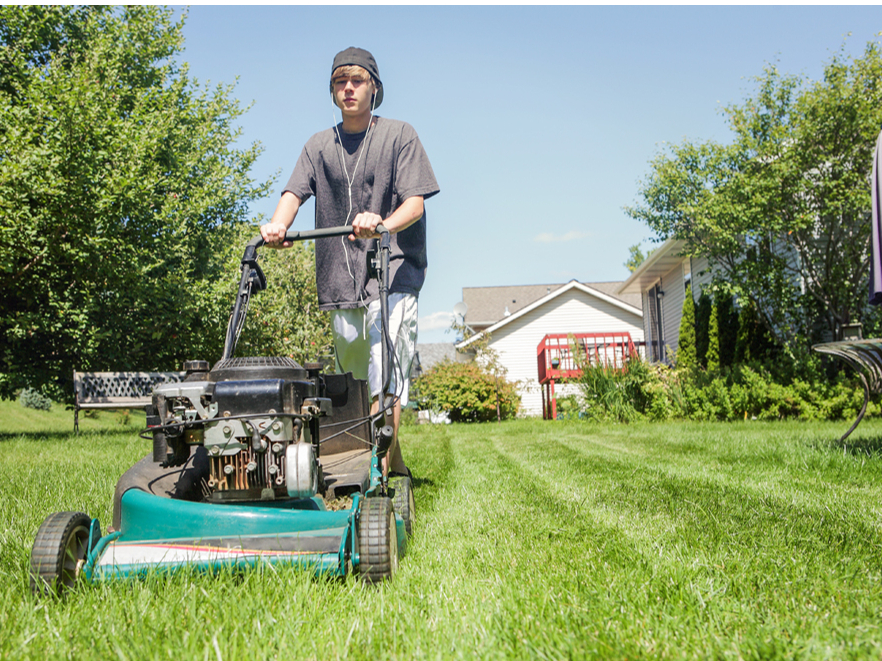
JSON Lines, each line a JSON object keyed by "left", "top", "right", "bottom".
{"left": 250, "top": 223, "right": 387, "bottom": 249}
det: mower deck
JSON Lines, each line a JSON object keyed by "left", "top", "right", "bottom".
{"left": 85, "top": 444, "right": 402, "bottom": 581}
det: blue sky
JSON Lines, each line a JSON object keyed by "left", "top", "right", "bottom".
{"left": 176, "top": 5, "right": 881, "bottom": 343}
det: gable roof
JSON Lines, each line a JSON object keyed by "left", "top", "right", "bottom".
{"left": 615, "top": 238, "right": 687, "bottom": 295}
{"left": 457, "top": 280, "right": 642, "bottom": 349}
{"left": 463, "top": 281, "right": 641, "bottom": 328}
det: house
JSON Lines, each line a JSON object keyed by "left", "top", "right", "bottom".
{"left": 455, "top": 280, "right": 643, "bottom": 417}
{"left": 614, "top": 238, "right": 713, "bottom": 363}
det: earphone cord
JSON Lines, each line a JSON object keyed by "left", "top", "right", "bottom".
{"left": 332, "top": 90, "right": 378, "bottom": 315}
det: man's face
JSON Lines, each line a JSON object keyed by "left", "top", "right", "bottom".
{"left": 332, "top": 75, "right": 374, "bottom": 116}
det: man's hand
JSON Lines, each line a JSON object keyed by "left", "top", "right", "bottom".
{"left": 261, "top": 221, "right": 292, "bottom": 248}
{"left": 350, "top": 212, "right": 383, "bottom": 241}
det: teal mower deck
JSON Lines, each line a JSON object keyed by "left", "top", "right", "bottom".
{"left": 30, "top": 225, "right": 415, "bottom": 595}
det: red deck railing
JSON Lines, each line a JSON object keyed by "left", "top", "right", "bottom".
{"left": 537, "top": 332, "right": 638, "bottom": 420}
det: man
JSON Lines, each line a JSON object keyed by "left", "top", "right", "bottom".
{"left": 260, "top": 47, "right": 439, "bottom": 478}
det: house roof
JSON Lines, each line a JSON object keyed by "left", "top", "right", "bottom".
{"left": 615, "top": 238, "right": 687, "bottom": 295}
{"left": 414, "top": 343, "right": 467, "bottom": 371}
{"left": 463, "top": 281, "right": 641, "bottom": 328}
{"left": 457, "top": 280, "right": 642, "bottom": 349}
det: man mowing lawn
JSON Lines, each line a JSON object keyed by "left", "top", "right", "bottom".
{"left": 261, "top": 47, "right": 439, "bottom": 478}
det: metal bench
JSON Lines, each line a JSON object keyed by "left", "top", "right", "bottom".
{"left": 73, "top": 370, "right": 186, "bottom": 433}
{"left": 812, "top": 339, "right": 882, "bottom": 441}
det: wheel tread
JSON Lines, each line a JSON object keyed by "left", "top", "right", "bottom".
{"left": 29, "top": 511, "right": 91, "bottom": 597}
{"left": 358, "top": 497, "right": 397, "bottom": 582}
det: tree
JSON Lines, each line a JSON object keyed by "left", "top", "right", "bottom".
{"left": 0, "top": 7, "right": 273, "bottom": 398}
{"left": 677, "top": 284, "right": 697, "bottom": 370}
{"left": 231, "top": 228, "right": 333, "bottom": 366}
{"left": 626, "top": 41, "right": 882, "bottom": 354}
{"left": 624, "top": 244, "right": 646, "bottom": 273}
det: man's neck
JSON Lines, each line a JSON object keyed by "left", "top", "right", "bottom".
{"left": 341, "top": 111, "right": 372, "bottom": 134}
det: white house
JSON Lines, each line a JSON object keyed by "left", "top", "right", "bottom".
{"left": 614, "top": 238, "right": 713, "bottom": 363}
{"left": 455, "top": 280, "right": 644, "bottom": 417}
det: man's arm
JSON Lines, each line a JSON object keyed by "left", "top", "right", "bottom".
{"left": 350, "top": 195, "right": 424, "bottom": 241}
{"left": 261, "top": 191, "right": 302, "bottom": 247}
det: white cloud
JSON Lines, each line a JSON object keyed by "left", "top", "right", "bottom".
{"left": 533, "top": 230, "right": 592, "bottom": 243}
{"left": 419, "top": 311, "right": 454, "bottom": 331}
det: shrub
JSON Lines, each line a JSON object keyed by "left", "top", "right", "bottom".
{"left": 574, "top": 352, "right": 675, "bottom": 423}
{"left": 695, "top": 292, "right": 712, "bottom": 367}
{"left": 717, "top": 294, "right": 739, "bottom": 368}
{"left": 677, "top": 284, "right": 697, "bottom": 370}
{"left": 706, "top": 303, "right": 720, "bottom": 372}
{"left": 573, "top": 353, "right": 878, "bottom": 424}
{"left": 412, "top": 360, "right": 520, "bottom": 423}
{"left": 555, "top": 395, "right": 582, "bottom": 420}
{"left": 19, "top": 388, "right": 52, "bottom": 411}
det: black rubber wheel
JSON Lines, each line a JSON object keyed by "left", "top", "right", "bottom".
{"left": 29, "top": 511, "right": 92, "bottom": 597}
{"left": 390, "top": 475, "right": 415, "bottom": 537}
{"left": 357, "top": 497, "right": 398, "bottom": 583}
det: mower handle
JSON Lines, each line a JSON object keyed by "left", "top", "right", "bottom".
{"left": 249, "top": 223, "right": 388, "bottom": 249}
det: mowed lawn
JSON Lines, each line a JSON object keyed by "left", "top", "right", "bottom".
{"left": 2, "top": 402, "right": 882, "bottom": 660}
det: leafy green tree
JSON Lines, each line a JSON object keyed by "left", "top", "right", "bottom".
{"left": 626, "top": 42, "right": 882, "bottom": 353}
{"left": 231, "top": 228, "right": 333, "bottom": 365}
{"left": 624, "top": 244, "right": 646, "bottom": 273}
{"left": 0, "top": 6, "right": 273, "bottom": 398}
{"left": 677, "top": 284, "right": 697, "bottom": 370}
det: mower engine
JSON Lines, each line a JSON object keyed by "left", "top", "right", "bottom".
{"left": 149, "top": 357, "right": 331, "bottom": 503}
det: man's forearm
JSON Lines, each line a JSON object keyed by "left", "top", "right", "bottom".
{"left": 382, "top": 196, "right": 424, "bottom": 233}
{"left": 270, "top": 191, "right": 302, "bottom": 229}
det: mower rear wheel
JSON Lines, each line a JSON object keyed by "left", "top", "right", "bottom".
{"left": 390, "top": 475, "right": 415, "bottom": 537}
{"left": 357, "top": 497, "right": 398, "bottom": 583}
{"left": 29, "top": 511, "right": 92, "bottom": 597}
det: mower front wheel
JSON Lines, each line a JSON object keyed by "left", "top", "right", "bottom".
{"left": 357, "top": 497, "right": 398, "bottom": 583}
{"left": 29, "top": 511, "right": 92, "bottom": 597}
{"left": 391, "top": 475, "right": 415, "bottom": 537}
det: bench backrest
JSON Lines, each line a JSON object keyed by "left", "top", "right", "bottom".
{"left": 74, "top": 371, "right": 188, "bottom": 407}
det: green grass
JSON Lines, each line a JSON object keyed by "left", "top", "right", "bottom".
{"left": 3, "top": 404, "right": 882, "bottom": 659}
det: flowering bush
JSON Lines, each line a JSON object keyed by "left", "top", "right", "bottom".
{"left": 412, "top": 360, "right": 520, "bottom": 422}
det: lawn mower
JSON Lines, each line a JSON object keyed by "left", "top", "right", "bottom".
{"left": 29, "top": 224, "right": 415, "bottom": 595}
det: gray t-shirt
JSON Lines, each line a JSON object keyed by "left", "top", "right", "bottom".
{"left": 284, "top": 117, "right": 440, "bottom": 311}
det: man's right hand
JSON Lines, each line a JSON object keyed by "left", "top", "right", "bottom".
{"left": 260, "top": 222, "right": 291, "bottom": 248}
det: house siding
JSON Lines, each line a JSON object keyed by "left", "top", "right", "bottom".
{"left": 659, "top": 263, "right": 687, "bottom": 361}
{"left": 483, "top": 288, "right": 644, "bottom": 417}
{"left": 642, "top": 290, "right": 653, "bottom": 355}
{"left": 690, "top": 255, "right": 713, "bottom": 300}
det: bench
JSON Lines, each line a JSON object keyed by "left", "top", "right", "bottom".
{"left": 812, "top": 339, "right": 882, "bottom": 441}
{"left": 73, "top": 370, "right": 187, "bottom": 434}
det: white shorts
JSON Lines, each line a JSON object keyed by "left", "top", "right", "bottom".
{"left": 330, "top": 293, "right": 418, "bottom": 406}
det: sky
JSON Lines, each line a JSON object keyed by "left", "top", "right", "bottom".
{"left": 175, "top": 5, "right": 881, "bottom": 343}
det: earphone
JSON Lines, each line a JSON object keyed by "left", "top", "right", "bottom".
{"left": 331, "top": 81, "right": 379, "bottom": 317}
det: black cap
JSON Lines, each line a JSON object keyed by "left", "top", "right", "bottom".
{"left": 330, "top": 47, "right": 383, "bottom": 109}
